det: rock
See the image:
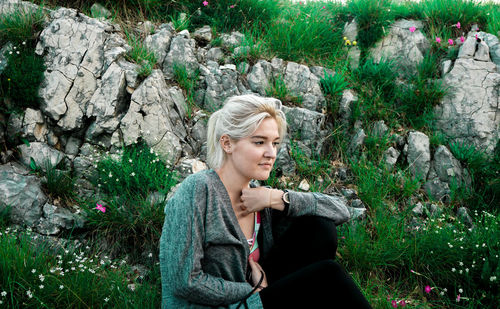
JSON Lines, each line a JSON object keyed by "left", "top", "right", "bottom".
{"left": 0, "top": 162, "right": 47, "bottom": 226}
{"left": 64, "top": 136, "right": 82, "bottom": 156}
{"left": 432, "top": 145, "right": 470, "bottom": 186}
{"left": 406, "top": 131, "right": 430, "bottom": 181}
{"left": 247, "top": 60, "right": 274, "bottom": 95}
{"left": 206, "top": 47, "right": 224, "bottom": 63}
{"left": 174, "top": 157, "right": 208, "bottom": 180}
{"left": 298, "top": 179, "right": 310, "bottom": 191}
{"left": 282, "top": 106, "right": 329, "bottom": 155}
{"left": 193, "top": 25, "right": 212, "bottom": 43}
{"left": 144, "top": 27, "right": 173, "bottom": 65}
{"left": 343, "top": 19, "right": 361, "bottom": 69}
{"left": 284, "top": 61, "right": 325, "bottom": 112}
{"left": 85, "top": 62, "right": 128, "bottom": 138}
{"left": 310, "top": 66, "right": 335, "bottom": 80}
{"left": 18, "top": 142, "right": 65, "bottom": 171}
{"left": 457, "top": 207, "right": 473, "bottom": 227}
{"left": 441, "top": 60, "right": 452, "bottom": 75}
{"left": 458, "top": 36, "right": 476, "bottom": 59}
{"left": 474, "top": 40, "right": 491, "bottom": 62}
{"left": 202, "top": 62, "right": 242, "bottom": 110}
{"left": 348, "top": 128, "right": 366, "bottom": 155}
{"left": 341, "top": 188, "right": 356, "bottom": 199}
{"left": 90, "top": 3, "right": 111, "bottom": 19}
{"left": 120, "top": 70, "right": 186, "bottom": 163}
{"left": 163, "top": 31, "right": 198, "bottom": 79}
{"left": 480, "top": 32, "right": 500, "bottom": 68}
{"left": 350, "top": 199, "right": 364, "bottom": 208}
{"left": 383, "top": 147, "right": 400, "bottom": 171}
{"left": 434, "top": 57, "right": 500, "bottom": 156}
{"left": 36, "top": 203, "right": 84, "bottom": 235}
{"left": 339, "top": 90, "right": 357, "bottom": 125}
{"left": 220, "top": 31, "right": 244, "bottom": 49}
{"left": 412, "top": 202, "right": 424, "bottom": 216}
{"left": 371, "top": 120, "right": 389, "bottom": 138}
{"left": 428, "top": 203, "right": 442, "bottom": 217}
{"left": 0, "top": 42, "right": 13, "bottom": 74}
{"left": 370, "top": 20, "right": 430, "bottom": 72}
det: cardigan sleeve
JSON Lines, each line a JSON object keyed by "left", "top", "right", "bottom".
{"left": 262, "top": 185, "right": 350, "bottom": 226}
{"left": 286, "top": 190, "right": 351, "bottom": 225}
{"left": 159, "top": 174, "right": 254, "bottom": 306}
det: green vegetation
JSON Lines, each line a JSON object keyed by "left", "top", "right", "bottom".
{"left": 83, "top": 142, "right": 179, "bottom": 261}
{"left": 0, "top": 228, "right": 161, "bottom": 308}
{"left": 124, "top": 30, "right": 157, "bottom": 79}
{"left": 172, "top": 62, "right": 200, "bottom": 118}
{"left": 2, "top": 0, "right": 500, "bottom": 308}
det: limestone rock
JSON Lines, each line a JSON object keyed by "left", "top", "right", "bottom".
{"left": 144, "top": 27, "right": 173, "bottom": 65}
{"left": 120, "top": 70, "right": 186, "bottom": 163}
{"left": 284, "top": 61, "right": 325, "bottom": 112}
{"left": 18, "top": 142, "right": 65, "bottom": 171}
{"left": 0, "top": 162, "right": 47, "bottom": 226}
{"left": 163, "top": 31, "right": 199, "bottom": 79}
{"left": 407, "top": 131, "right": 430, "bottom": 180}
{"left": 193, "top": 25, "right": 212, "bottom": 43}
{"left": 383, "top": 147, "right": 400, "bottom": 171}
{"left": 434, "top": 57, "right": 500, "bottom": 156}
{"left": 370, "top": 20, "right": 430, "bottom": 72}
{"left": 202, "top": 62, "right": 242, "bottom": 110}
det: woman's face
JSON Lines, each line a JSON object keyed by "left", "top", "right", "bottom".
{"left": 223, "top": 117, "right": 281, "bottom": 181}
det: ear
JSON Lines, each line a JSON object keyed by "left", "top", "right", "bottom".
{"left": 220, "top": 134, "right": 233, "bottom": 154}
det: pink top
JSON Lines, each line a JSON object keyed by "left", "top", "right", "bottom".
{"left": 247, "top": 212, "right": 261, "bottom": 262}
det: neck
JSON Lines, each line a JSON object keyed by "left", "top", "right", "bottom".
{"left": 214, "top": 165, "right": 251, "bottom": 207}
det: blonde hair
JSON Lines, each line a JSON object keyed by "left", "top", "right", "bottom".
{"left": 206, "top": 94, "right": 288, "bottom": 170}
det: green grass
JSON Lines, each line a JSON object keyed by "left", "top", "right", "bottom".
{"left": 40, "top": 160, "right": 76, "bottom": 205}
{"left": 172, "top": 62, "right": 200, "bottom": 118}
{"left": 82, "top": 142, "right": 179, "bottom": 261}
{"left": 0, "top": 43, "right": 46, "bottom": 114}
{"left": 123, "top": 30, "right": 157, "bottom": 79}
{"left": 347, "top": 0, "right": 393, "bottom": 55}
{"left": 0, "top": 227, "right": 161, "bottom": 308}
{"left": 320, "top": 70, "right": 350, "bottom": 116}
{"left": 260, "top": 3, "right": 345, "bottom": 64}
{"left": 0, "top": 5, "right": 45, "bottom": 45}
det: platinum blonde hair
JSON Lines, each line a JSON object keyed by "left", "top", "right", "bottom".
{"left": 206, "top": 94, "right": 288, "bottom": 170}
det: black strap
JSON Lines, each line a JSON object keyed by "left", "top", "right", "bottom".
{"left": 235, "top": 270, "right": 265, "bottom": 309}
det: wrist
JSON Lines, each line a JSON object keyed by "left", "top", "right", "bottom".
{"left": 268, "top": 189, "right": 285, "bottom": 211}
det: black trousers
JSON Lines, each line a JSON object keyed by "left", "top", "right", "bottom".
{"left": 259, "top": 216, "right": 372, "bottom": 308}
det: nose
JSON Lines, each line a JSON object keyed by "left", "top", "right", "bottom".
{"left": 264, "top": 143, "right": 277, "bottom": 159}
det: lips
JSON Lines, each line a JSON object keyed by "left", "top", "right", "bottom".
{"left": 259, "top": 163, "right": 272, "bottom": 168}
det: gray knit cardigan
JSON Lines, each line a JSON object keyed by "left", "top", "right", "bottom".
{"left": 159, "top": 169, "right": 351, "bottom": 308}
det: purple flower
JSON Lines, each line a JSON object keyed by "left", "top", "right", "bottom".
{"left": 95, "top": 203, "right": 106, "bottom": 213}
{"left": 436, "top": 37, "right": 441, "bottom": 43}
{"left": 391, "top": 300, "right": 398, "bottom": 308}
{"left": 202, "top": 1, "right": 208, "bottom": 6}
{"left": 460, "top": 36, "right": 465, "bottom": 43}
{"left": 409, "top": 26, "right": 416, "bottom": 33}
{"left": 425, "top": 285, "right": 431, "bottom": 294}
{"left": 399, "top": 300, "right": 406, "bottom": 307}
{"left": 448, "top": 39, "right": 454, "bottom": 45}
{"left": 456, "top": 22, "right": 461, "bottom": 29}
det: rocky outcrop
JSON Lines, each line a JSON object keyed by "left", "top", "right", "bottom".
{"left": 371, "top": 19, "right": 430, "bottom": 72}
{"left": 435, "top": 32, "right": 500, "bottom": 156}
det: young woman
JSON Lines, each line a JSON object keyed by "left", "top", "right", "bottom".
{"left": 159, "top": 94, "right": 372, "bottom": 308}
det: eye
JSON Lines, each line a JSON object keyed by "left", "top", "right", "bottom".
{"left": 273, "top": 142, "right": 280, "bottom": 147}
{"left": 254, "top": 142, "right": 264, "bottom": 145}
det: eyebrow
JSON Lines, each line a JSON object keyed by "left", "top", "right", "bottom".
{"left": 251, "top": 135, "right": 281, "bottom": 140}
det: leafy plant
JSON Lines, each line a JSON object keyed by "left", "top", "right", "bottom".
{"left": 124, "top": 30, "right": 157, "bottom": 79}
{"left": 173, "top": 62, "right": 200, "bottom": 118}
{"left": 320, "top": 70, "right": 350, "bottom": 115}
{"left": 0, "top": 5, "right": 45, "bottom": 45}
{"left": 0, "top": 43, "right": 46, "bottom": 114}
{"left": 41, "top": 160, "right": 76, "bottom": 203}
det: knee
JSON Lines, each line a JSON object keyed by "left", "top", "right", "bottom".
{"left": 297, "top": 216, "right": 338, "bottom": 254}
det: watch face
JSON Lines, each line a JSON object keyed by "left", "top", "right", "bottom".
{"left": 283, "top": 192, "right": 290, "bottom": 204}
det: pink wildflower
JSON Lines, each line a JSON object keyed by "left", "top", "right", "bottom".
{"left": 456, "top": 22, "right": 461, "bottom": 29}
{"left": 436, "top": 37, "right": 441, "bottom": 43}
{"left": 399, "top": 300, "right": 406, "bottom": 307}
{"left": 95, "top": 203, "right": 106, "bottom": 213}
{"left": 448, "top": 39, "right": 454, "bottom": 45}
{"left": 322, "top": 6, "right": 326, "bottom": 10}
{"left": 456, "top": 294, "right": 461, "bottom": 302}
{"left": 460, "top": 36, "right": 465, "bottom": 43}
{"left": 202, "top": 1, "right": 208, "bottom": 6}
{"left": 409, "top": 26, "right": 416, "bottom": 33}
{"left": 391, "top": 300, "right": 398, "bottom": 308}
{"left": 425, "top": 285, "right": 431, "bottom": 294}
{"left": 229, "top": 4, "right": 235, "bottom": 8}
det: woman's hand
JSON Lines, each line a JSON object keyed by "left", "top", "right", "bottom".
{"left": 239, "top": 187, "right": 285, "bottom": 214}
{"left": 248, "top": 257, "right": 268, "bottom": 293}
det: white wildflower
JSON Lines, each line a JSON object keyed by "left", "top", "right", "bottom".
{"left": 39, "top": 274, "right": 45, "bottom": 282}
{"left": 31, "top": 269, "right": 36, "bottom": 273}
{"left": 490, "top": 276, "right": 497, "bottom": 282}
{"left": 452, "top": 268, "right": 456, "bottom": 272}
{"left": 59, "top": 285, "right": 64, "bottom": 290}
{"left": 26, "top": 290, "right": 33, "bottom": 298}
{"left": 39, "top": 285, "right": 44, "bottom": 289}
{"left": 1, "top": 291, "right": 6, "bottom": 297}
{"left": 104, "top": 297, "right": 109, "bottom": 302}
{"left": 131, "top": 172, "right": 136, "bottom": 177}
{"left": 459, "top": 288, "right": 463, "bottom": 293}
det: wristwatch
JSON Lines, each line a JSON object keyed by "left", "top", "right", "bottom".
{"left": 282, "top": 190, "right": 290, "bottom": 214}
{"left": 282, "top": 190, "right": 290, "bottom": 205}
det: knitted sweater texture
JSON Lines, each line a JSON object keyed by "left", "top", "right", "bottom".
{"left": 159, "top": 169, "right": 351, "bottom": 308}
